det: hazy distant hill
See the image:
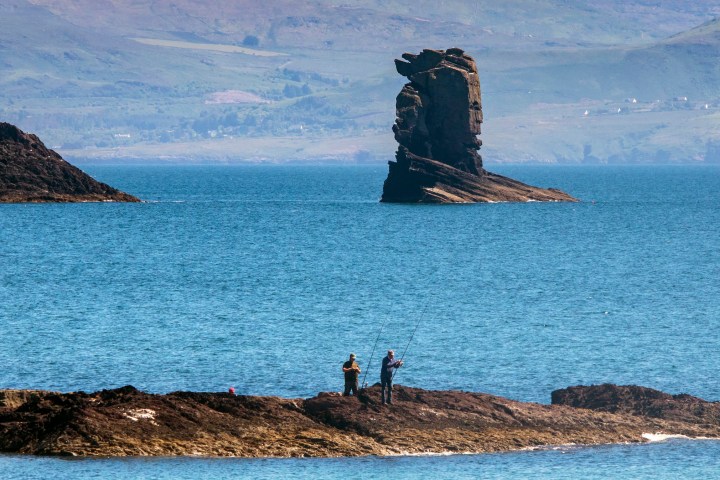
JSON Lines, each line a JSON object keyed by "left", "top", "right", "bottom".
{"left": 1, "top": 0, "right": 720, "bottom": 163}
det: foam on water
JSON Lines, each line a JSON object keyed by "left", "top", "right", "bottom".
{"left": 642, "top": 433, "right": 690, "bottom": 442}
{"left": 642, "top": 433, "right": 720, "bottom": 442}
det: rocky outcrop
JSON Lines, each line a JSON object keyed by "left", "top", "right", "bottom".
{"left": 0, "top": 122, "right": 139, "bottom": 203}
{"left": 382, "top": 49, "right": 576, "bottom": 203}
{"left": 552, "top": 384, "right": 720, "bottom": 425}
{"left": 1, "top": 384, "right": 718, "bottom": 457}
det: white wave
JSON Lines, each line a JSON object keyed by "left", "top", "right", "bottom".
{"left": 391, "top": 435, "right": 720, "bottom": 458}
{"left": 396, "top": 442, "right": 582, "bottom": 457}
{"left": 642, "top": 433, "right": 690, "bottom": 442}
{"left": 641, "top": 433, "right": 720, "bottom": 442}
{"left": 396, "top": 450, "right": 475, "bottom": 457}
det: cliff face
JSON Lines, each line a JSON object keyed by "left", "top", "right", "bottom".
{"left": 0, "top": 122, "right": 139, "bottom": 203}
{"left": 393, "top": 48, "right": 484, "bottom": 176}
{"left": 382, "top": 49, "right": 576, "bottom": 203}
{"left": 1, "top": 384, "right": 718, "bottom": 457}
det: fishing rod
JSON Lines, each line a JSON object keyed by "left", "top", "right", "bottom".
{"left": 392, "top": 299, "right": 430, "bottom": 382}
{"left": 361, "top": 313, "right": 389, "bottom": 389}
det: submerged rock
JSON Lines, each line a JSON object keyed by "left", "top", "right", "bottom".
{"left": 0, "top": 122, "right": 139, "bottom": 203}
{"left": 382, "top": 49, "right": 576, "bottom": 203}
{"left": 1, "top": 384, "right": 718, "bottom": 457}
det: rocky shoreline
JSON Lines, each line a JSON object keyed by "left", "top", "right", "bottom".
{"left": 1, "top": 384, "right": 717, "bottom": 457}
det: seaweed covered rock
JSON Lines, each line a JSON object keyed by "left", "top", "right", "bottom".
{"left": 2, "top": 384, "right": 719, "bottom": 457}
{"left": 552, "top": 384, "right": 720, "bottom": 425}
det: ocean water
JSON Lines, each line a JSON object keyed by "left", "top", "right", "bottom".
{"left": 1, "top": 164, "right": 719, "bottom": 477}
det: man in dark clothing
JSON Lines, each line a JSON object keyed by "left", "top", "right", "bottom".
{"left": 380, "top": 349, "right": 403, "bottom": 405}
{"left": 342, "top": 353, "right": 361, "bottom": 396}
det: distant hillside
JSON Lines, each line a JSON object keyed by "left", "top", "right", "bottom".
{"left": 2, "top": 0, "right": 720, "bottom": 163}
{"left": 666, "top": 16, "right": 720, "bottom": 44}
{"left": 26, "top": 0, "right": 720, "bottom": 49}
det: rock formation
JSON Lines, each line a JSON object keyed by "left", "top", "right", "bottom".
{"left": 0, "top": 122, "right": 139, "bottom": 203}
{"left": 1, "top": 384, "right": 718, "bottom": 457}
{"left": 552, "top": 384, "right": 720, "bottom": 425}
{"left": 382, "top": 49, "right": 576, "bottom": 203}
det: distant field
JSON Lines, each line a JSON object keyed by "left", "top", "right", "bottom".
{"left": 131, "top": 38, "right": 287, "bottom": 57}
{"left": 60, "top": 132, "right": 395, "bottom": 164}
{"left": 205, "top": 90, "right": 269, "bottom": 104}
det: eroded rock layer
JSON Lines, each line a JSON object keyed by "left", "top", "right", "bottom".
{"left": 1, "top": 384, "right": 718, "bottom": 457}
{"left": 552, "top": 384, "right": 720, "bottom": 425}
{"left": 0, "top": 122, "right": 139, "bottom": 203}
{"left": 382, "top": 49, "right": 576, "bottom": 203}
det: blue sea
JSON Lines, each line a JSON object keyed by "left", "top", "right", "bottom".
{"left": 1, "top": 164, "right": 719, "bottom": 478}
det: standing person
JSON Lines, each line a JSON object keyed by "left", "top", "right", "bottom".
{"left": 380, "top": 349, "right": 403, "bottom": 405}
{"left": 342, "top": 353, "right": 361, "bottom": 396}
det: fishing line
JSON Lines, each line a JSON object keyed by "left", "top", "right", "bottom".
{"left": 392, "top": 298, "right": 431, "bottom": 382}
{"left": 361, "top": 306, "right": 391, "bottom": 388}
{"left": 361, "top": 290, "right": 412, "bottom": 388}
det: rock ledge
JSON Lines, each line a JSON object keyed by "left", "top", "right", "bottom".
{"left": 0, "top": 122, "right": 139, "bottom": 203}
{"left": 1, "top": 384, "right": 717, "bottom": 457}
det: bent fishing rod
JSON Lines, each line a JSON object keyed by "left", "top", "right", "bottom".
{"left": 392, "top": 299, "right": 430, "bottom": 382}
{"left": 361, "top": 313, "right": 389, "bottom": 389}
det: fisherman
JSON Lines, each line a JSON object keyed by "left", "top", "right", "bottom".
{"left": 342, "top": 353, "right": 361, "bottom": 396}
{"left": 380, "top": 349, "right": 403, "bottom": 405}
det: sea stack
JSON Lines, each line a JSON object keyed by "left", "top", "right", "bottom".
{"left": 381, "top": 48, "right": 576, "bottom": 203}
{"left": 0, "top": 122, "right": 139, "bottom": 203}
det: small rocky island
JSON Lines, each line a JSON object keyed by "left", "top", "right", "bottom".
{"left": 382, "top": 48, "right": 576, "bottom": 203}
{"left": 1, "top": 384, "right": 717, "bottom": 457}
{"left": 0, "top": 122, "right": 139, "bottom": 203}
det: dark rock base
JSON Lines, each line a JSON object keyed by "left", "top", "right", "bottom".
{"left": 1, "top": 384, "right": 717, "bottom": 457}
{"left": 381, "top": 148, "right": 577, "bottom": 203}
{"left": 0, "top": 122, "right": 139, "bottom": 203}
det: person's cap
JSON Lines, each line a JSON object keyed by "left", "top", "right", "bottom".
{"left": 350, "top": 353, "right": 356, "bottom": 358}
{"left": 388, "top": 349, "right": 394, "bottom": 355}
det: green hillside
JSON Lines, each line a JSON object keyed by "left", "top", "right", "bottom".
{"left": 1, "top": 0, "right": 720, "bottom": 163}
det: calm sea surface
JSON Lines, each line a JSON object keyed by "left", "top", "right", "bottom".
{"left": 1, "top": 164, "right": 719, "bottom": 478}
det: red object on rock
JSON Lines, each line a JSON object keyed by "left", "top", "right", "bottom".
{"left": 229, "top": 387, "right": 236, "bottom": 395}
